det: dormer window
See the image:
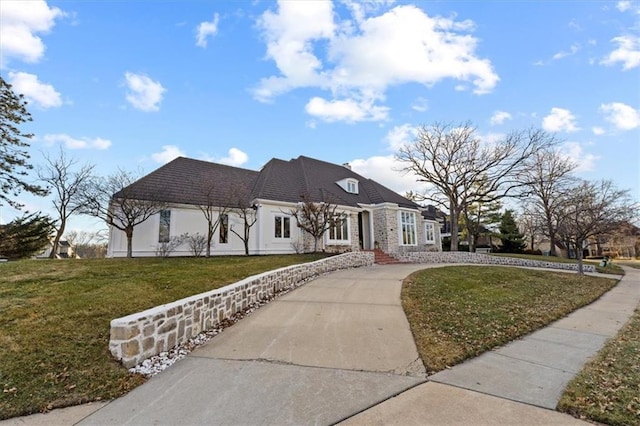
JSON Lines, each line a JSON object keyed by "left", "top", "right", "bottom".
{"left": 337, "top": 178, "right": 359, "bottom": 194}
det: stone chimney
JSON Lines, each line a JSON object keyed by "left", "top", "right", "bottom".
{"left": 342, "top": 163, "right": 351, "bottom": 170}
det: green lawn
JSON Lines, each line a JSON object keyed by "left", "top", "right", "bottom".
{"left": 489, "top": 253, "right": 625, "bottom": 275}
{"left": 558, "top": 307, "right": 640, "bottom": 426}
{"left": 0, "top": 254, "right": 327, "bottom": 420}
{"left": 402, "top": 266, "right": 618, "bottom": 374}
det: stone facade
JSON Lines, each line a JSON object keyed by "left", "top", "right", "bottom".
{"left": 109, "top": 252, "right": 375, "bottom": 368}
{"left": 372, "top": 206, "right": 398, "bottom": 253}
{"left": 391, "top": 251, "right": 596, "bottom": 272}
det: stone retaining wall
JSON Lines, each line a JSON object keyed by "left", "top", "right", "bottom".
{"left": 391, "top": 251, "right": 596, "bottom": 272}
{"left": 110, "top": 252, "right": 374, "bottom": 368}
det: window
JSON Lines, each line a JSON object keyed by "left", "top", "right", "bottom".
{"left": 158, "top": 210, "right": 171, "bottom": 243}
{"left": 337, "top": 178, "right": 359, "bottom": 194}
{"left": 400, "top": 211, "right": 417, "bottom": 245}
{"left": 274, "top": 215, "right": 290, "bottom": 239}
{"left": 219, "top": 214, "right": 228, "bottom": 244}
{"left": 425, "top": 222, "right": 435, "bottom": 244}
{"left": 328, "top": 215, "right": 349, "bottom": 241}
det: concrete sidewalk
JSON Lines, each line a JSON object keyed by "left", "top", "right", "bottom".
{"left": 343, "top": 266, "right": 639, "bottom": 425}
{"left": 2, "top": 264, "right": 637, "bottom": 425}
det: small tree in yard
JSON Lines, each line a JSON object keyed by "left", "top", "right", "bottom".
{"left": 288, "top": 195, "right": 339, "bottom": 253}
{"left": 498, "top": 209, "right": 526, "bottom": 253}
{"left": 38, "top": 149, "right": 94, "bottom": 258}
{"left": 229, "top": 200, "right": 258, "bottom": 256}
{"left": 195, "top": 178, "right": 231, "bottom": 257}
{"left": 77, "top": 169, "right": 166, "bottom": 258}
{"left": 0, "top": 212, "right": 55, "bottom": 259}
{"left": 556, "top": 180, "right": 637, "bottom": 274}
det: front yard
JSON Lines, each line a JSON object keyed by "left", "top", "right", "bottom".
{"left": 402, "top": 266, "right": 618, "bottom": 373}
{"left": 0, "top": 255, "right": 326, "bottom": 420}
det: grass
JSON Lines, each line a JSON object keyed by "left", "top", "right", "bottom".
{"left": 490, "top": 253, "right": 625, "bottom": 275}
{"left": 558, "top": 307, "right": 640, "bottom": 426}
{"left": 0, "top": 254, "right": 327, "bottom": 420}
{"left": 401, "top": 266, "right": 618, "bottom": 374}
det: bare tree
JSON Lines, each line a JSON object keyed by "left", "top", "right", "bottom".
{"left": 288, "top": 195, "right": 339, "bottom": 253}
{"left": 38, "top": 149, "right": 94, "bottom": 258}
{"left": 65, "top": 229, "right": 108, "bottom": 258}
{"left": 518, "top": 209, "right": 546, "bottom": 251}
{"left": 78, "top": 169, "right": 166, "bottom": 257}
{"left": 518, "top": 147, "right": 577, "bottom": 256}
{"left": 195, "top": 178, "right": 231, "bottom": 257}
{"left": 555, "top": 180, "right": 637, "bottom": 274}
{"left": 229, "top": 200, "right": 258, "bottom": 256}
{"left": 396, "top": 122, "right": 555, "bottom": 251}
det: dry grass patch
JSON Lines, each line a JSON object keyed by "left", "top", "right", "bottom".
{"left": 402, "top": 266, "right": 618, "bottom": 374}
{"left": 0, "top": 254, "right": 327, "bottom": 420}
{"left": 558, "top": 308, "right": 640, "bottom": 426}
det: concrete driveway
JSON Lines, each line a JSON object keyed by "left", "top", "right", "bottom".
{"left": 77, "top": 264, "right": 429, "bottom": 425}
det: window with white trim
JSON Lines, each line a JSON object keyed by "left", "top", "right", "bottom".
{"left": 328, "top": 214, "right": 349, "bottom": 241}
{"left": 158, "top": 210, "right": 171, "bottom": 243}
{"left": 274, "top": 215, "right": 291, "bottom": 239}
{"left": 400, "top": 211, "right": 417, "bottom": 245}
{"left": 346, "top": 180, "right": 358, "bottom": 194}
{"left": 219, "top": 214, "right": 229, "bottom": 244}
{"left": 425, "top": 222, "right": 435, "bottom": 244}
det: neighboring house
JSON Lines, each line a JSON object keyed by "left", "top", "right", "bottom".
{"left": 36, "top": 240, "right": 75, "bottom": 259}
{"left": 107, "top": 156, "right": 442, "bottom": 257}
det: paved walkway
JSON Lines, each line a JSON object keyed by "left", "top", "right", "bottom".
{"left": 2, "top": 265, "right": 638, "bottom": 425}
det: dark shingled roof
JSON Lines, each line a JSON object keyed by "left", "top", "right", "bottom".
{"left": 113, "top": 157, "right": 259, "bottom": 206}
{"left": 114, "top": 155, "right": 419, "bottom": 209}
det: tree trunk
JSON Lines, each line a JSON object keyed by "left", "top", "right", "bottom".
{"left": 126, "top": 227, "right": 134, "bottom": 258}
{"left": 575, "top": 240, "right": 584, "bottom": 275}
{"left": 530, "top": 234, "right": 535, "bottom": 251}
{"left": 449, "top": 207, "right": 460, "bottom": 251}
{"left": 206, "top": 226, "right": 213, "bottom": 257}
{"left": 49, "top": 219, "right": 66, "bottom": 259}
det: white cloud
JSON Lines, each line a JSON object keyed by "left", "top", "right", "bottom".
{"left": 195, "top": 14, "right": 220, "bottom": 48}
{"left": 124, "top": 72, "right": 166, "bottom": 112}
{"left": 43, "top": 134, "right": 112, "bottom": 150}
{"left": 384, "top": 124, "right": 418, "bottom": 151}
{"left": 218, "top": 147, "right": 248, "bottom": 167}
{"left": 254, "top": 2, "right": 498, "bottom": 122}
{"left": 601, "top": 35, "right": 640, "bottom": 70}
{"left": 490, "top": 110, "right": 512, "bottom": 126}
{"left": 542, "top": 107, "right": 579, "bottom": 133}
{"left": 592, "top": 126, "right": 606, "bottom": 135}
{"left": 350, "top": 155, "right": 429, "bottom": 196}
{"left": 7, "top": 71, "right": 62, "bottom": 108}
{"left": 560, "top": 142, "right": 599, "bottom": 173}
{"left": 151, "top": 145, "right": 185, "bottom": 163}
{"left": 411, "top": 97, "right": 428, "bottom": 112}
{"left": 201, "top": 148, "right": 249, "bottom": 167}
{"left": 552, "top": 43, "right": 580, "bottom": 60}
{"left": 0, "top": 0, "right": 64, "bottom": 65}
{"left": 599, "top": 102, "right": 640, "bottom": 130}
{"left": 305, "top": 96, "right": 389, "bottom": 122}
{"left": 616, "top": 1, "right": 632, "bottom": 12}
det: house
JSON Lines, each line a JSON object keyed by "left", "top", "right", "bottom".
{"left": 106, "top": 156, "right": 442, "bottom": 257}
{"left": 35, "top": 240, "right": 75, "bottom": 259}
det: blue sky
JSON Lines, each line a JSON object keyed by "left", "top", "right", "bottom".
{"left": 1, "top": 0, "right": 639, "bottom": 232}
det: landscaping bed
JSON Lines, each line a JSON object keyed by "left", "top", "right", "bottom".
{"left": 402, "top": 266, "right": 618, "bottom": 374}
{"left": 0, "top": 254, "right": 327, "bottom": 420}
